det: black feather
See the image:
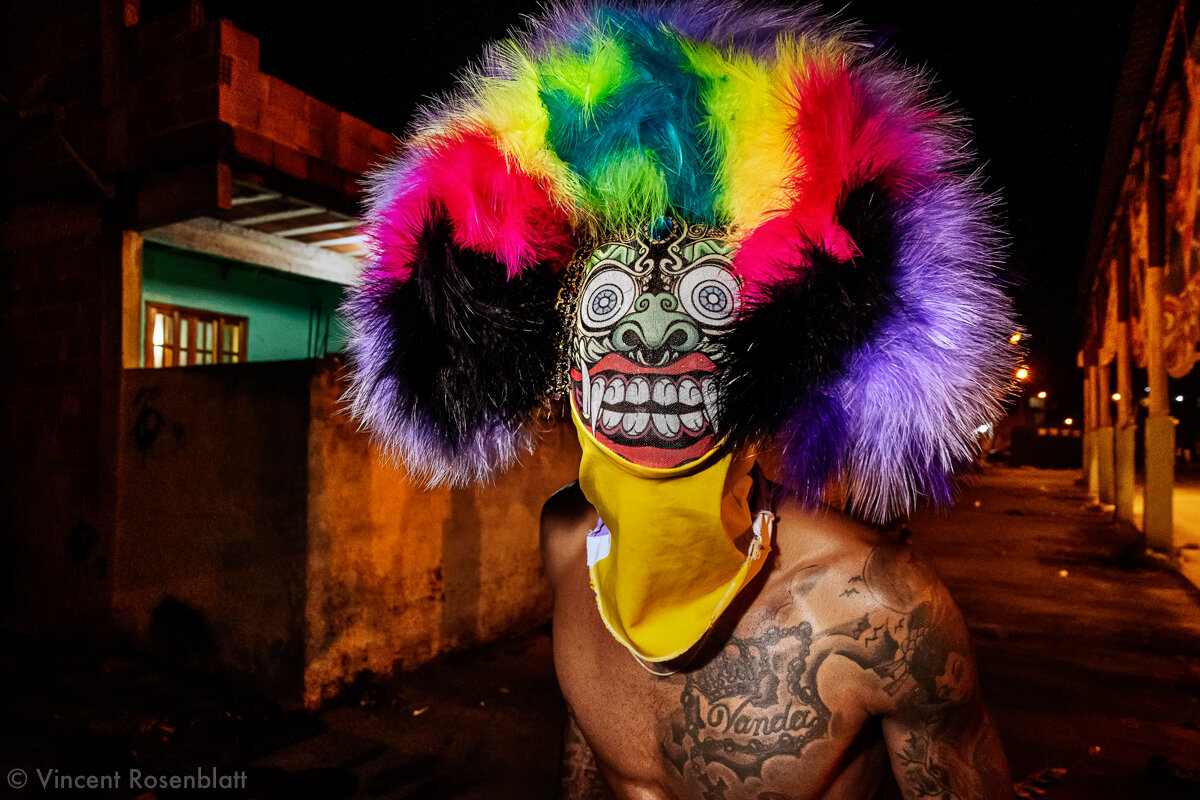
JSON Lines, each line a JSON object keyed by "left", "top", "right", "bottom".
{"left": 363, "top": 208, "right": 561, "bottom": 451}
{"left": 720, "top": 178, "right": 901, "bottom": 464}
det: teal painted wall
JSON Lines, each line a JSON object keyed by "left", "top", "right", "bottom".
{"left": 142, "top": 243, "right": 347, "bottom": 366}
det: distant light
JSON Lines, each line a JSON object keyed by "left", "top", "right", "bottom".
{"left": 1064, "top": 418, "right": 1074, "bottom": 426}
{"left": 1058, "top": 569, "right": 1069, "bottom": 578}
{"left": 1015, "top": 367, "right": 1029, "bottom": 380}
{"left": 1111, "top": 393, "right": 1121, "bottom": 402}
{"left": 974, "top": 424, "right": 990, "bottom": 435}
{"left": 1176, "top": 395, "right": 1185, "bottom": 402}
{"left": 1009, "top": 332, "right": 1022, "bottom": 345}
{"left": 1037, "top": 391, "right": 1047, "bottom": 399}
{"left": 1145, "top": 386, "right": 1151, "bottom": 392}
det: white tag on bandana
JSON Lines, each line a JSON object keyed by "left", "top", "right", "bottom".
{"left": 586, "top": 519, "right": 612, "bottom": 567}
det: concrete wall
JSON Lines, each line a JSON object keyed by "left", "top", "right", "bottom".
{"left": 115, "top": 362, "right": 311, "bottom": 700}
{"left": 114, "top": 358, "right": 581, "bottom": 706}
{"left": 304, "top": 364, "right": 580, "bottom": 707}
{"left": 0, "top": 0, "right": 393, "bottom": 667}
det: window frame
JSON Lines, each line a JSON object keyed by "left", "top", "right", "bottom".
{"left": 144, "top": 301, "right": 249, "bottom": 368}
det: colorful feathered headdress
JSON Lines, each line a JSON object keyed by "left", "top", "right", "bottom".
{"left": 343, "top": 0, "right": 1018, "bottom": 522}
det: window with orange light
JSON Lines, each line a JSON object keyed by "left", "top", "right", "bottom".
{"left": 144, "top": 302, "right": 248, "bottom": 368}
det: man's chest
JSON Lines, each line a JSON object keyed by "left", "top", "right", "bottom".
{"left": 553, "top": 568, "right": 894, "bottom": 800}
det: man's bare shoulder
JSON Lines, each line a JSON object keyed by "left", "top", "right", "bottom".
{"left": 539, "top": 482, "right": 596, "bottom": 588}
{"left": 768, "top": 501, "right": 902, "bottom": 589}
{"left": 761, "top": 499, "right": 956, "bottom": 638}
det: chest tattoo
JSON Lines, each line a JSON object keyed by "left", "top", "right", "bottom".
{"left": 660, "top": 609, "right": 909, "bottom": 799}
{"left": 623, "top": 544, "right": 988, "bottom": 800}
{"left": 669, "top": 622, "right": 829, "bottom": 783}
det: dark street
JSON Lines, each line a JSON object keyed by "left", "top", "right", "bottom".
{"left": 908, "top": 467, "right": 1200, "bottom": 799}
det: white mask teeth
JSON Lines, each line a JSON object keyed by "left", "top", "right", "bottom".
{"left": 623, "top": 411, "right": 650, "bottom": 435}
{"left": 651, "top": 378, "right": 678, "bottom": 407}
{"left": 652, "top": 412, "right": 682, "bottom": 437}
{"left": 581, "top": 366, "right": 718, "bottom": 443}
{"left": 580, "top": 358, "right": 591, "bottom": 420}
{"left": 603, "top": 377, "right": 625, "bottom": 407}
{"left": 590, "top": 377, "right": 604, "bottom": 435}
{"left": 700, "top": 377, "right": 720, "bottom": 434}
{"left": 678, "top": 377, "right": 702, "bottom": 407}
{"left": 626, "top": 377, "right": 650, "bottom": 405}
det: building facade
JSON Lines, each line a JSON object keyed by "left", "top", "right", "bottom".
{"left": 2, "top": 0, "right": 577, "bottom": 706}
{"left": 1082, "top": 0, "right": 1200, "bottom": 570}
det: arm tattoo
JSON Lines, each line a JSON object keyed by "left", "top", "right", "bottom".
{"left": 853, "top": 546, "right": 1011, "bottom": 800}
{"left": 560, "top": 713, "right": 612, "bottom": 800}
{"left": 886, "top": 602, "right": 982, "bottom": 798}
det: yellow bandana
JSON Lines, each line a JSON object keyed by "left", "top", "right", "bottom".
{"left": 570, "top": 400, "right": 774, "bottom": 662}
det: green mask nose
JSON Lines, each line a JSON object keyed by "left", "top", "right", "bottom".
{"left": 612, "top": 292, "right": 701, "bottom": 362}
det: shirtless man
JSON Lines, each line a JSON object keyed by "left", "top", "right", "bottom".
{"left": 537, "top": 217, "right": 1012, "bottom": 799}
{"left": 542, "top": 486, "right": 1012, "bottom": 800}
{"left": 343, "top": 4, "right": 1018, "bottom": 797}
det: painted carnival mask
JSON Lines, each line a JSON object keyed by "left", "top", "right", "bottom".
{"left": 570, "top": 219, "right": 739, "bottom": 469}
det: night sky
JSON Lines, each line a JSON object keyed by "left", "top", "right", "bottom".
{"left": 204, "top": 0, "right": 1138, "bottom": 420}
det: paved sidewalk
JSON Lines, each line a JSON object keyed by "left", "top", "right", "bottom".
{"left": 0, "top": 627, "right": 564, "bottom": 800}
{"left": 1131, "top": 468, "right": 1200, "bottom": 588}
{"left": 252, "top": 630, "right": 564, "bottom": 800}
{"left": 907, "top": 465, "right": 1200, "bottom": 799}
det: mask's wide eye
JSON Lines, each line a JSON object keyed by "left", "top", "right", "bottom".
{"left": 580, "top": 268, "right": 637, "bottom": 330}
{"left": 677, "top": 265, "right": 739, "bottom": 326}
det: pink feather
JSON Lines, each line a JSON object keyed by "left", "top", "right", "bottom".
{"left": 735, "top": 59, "right": 937, "bottom": 295}
{"left": 368, "top": 130, "right": 575, "bottom": 282}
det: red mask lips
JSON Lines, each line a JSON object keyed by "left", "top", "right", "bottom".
{"left": 571, "top": 352, "right": 723, "bottom": 468}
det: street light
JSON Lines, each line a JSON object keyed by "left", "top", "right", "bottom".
{"left": 1015, "top": 367, "right": 1029, "bottom": 380}
{"left": 1112, "top": 393, "right": 1122, "bottom": 402}
{"left": 1064, "top": 418, "right": 1074, "bottom": 425}
{"left": 1036, "top": 391, "right": 1047, "bottom": 399}
{"left": 1009, "top": 332, "right": 1022, "bottom": 345}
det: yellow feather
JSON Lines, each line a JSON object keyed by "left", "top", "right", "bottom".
{"left": 682, "top": 40, "right": 796, "bottom": 234}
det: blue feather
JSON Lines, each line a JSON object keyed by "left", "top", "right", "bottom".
{"left": 540, "top": 9, "right": 720, "bottom": 225}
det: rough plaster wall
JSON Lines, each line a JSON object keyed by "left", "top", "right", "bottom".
{"left": 305, "top": 362, "right": 582, "bottom": 706}
{"left": 114, "top": 363, "right": 310, "bottom": 702}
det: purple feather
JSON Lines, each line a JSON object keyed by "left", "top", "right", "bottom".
{"left": 527, "top": 1, "right": 843, "bottom": 58}
{"left": 836, "top": 180, "right": 1015, "bottom": 521}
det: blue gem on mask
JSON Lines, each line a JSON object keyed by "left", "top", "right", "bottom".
{"left": 649, "top": 216, "right": 675, "bottom": 241}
